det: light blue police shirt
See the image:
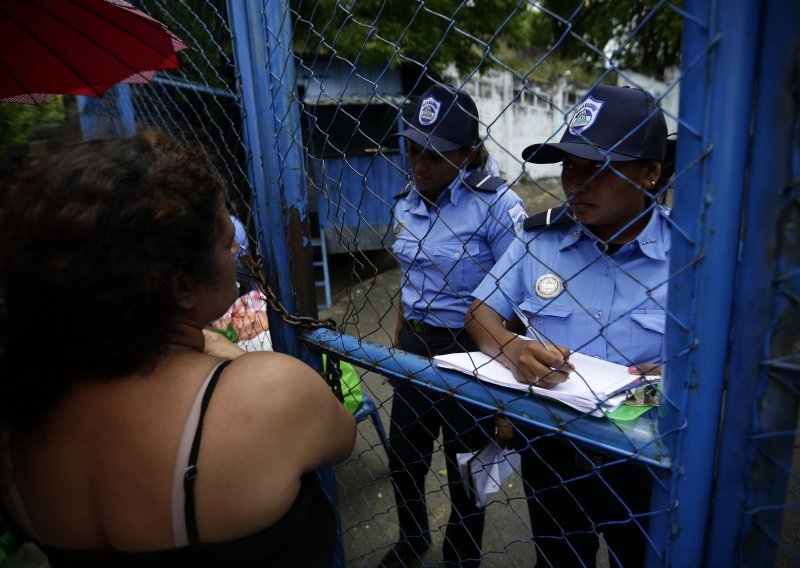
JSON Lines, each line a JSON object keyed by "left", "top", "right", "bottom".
{"left": 392, "top": 171, "right": 527, "bottom": 330}
{"left": 471, "top": 208, "right": 670, "bottom": 366}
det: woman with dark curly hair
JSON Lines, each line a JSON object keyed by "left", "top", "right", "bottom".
{"left": 0, "top": 131, "right": 356, "bottom": 567}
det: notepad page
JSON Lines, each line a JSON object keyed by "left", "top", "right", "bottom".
{"left": 434, "top": 351, "right": 647, "bottom": 402}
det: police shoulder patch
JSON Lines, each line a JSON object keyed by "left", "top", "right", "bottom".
{"left": 522, "top": 206, "right": 573, "bottom": 231}
{"left": 462, "top": 171, "right": 506, "bottom": 193}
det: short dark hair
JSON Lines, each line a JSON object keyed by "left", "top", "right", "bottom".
{"left": 0, "top": 131, "right": 228, "bottom": 430}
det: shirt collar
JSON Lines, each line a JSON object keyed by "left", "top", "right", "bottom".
{"left": 401, "top": 171, "right": 466, "bottom": 213}
{"left": 557, "top": 207, "right": 668, "bottom": 260}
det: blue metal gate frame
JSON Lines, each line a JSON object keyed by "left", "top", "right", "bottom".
{"left": 225, "top": 0, "right": 799, "bottom": 565}
{"left": 706, "top": 0, "right": 800, "bottom": 565}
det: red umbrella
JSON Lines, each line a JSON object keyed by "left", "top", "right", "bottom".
{"left": 0, "top": 0, "right": 188, "bottom": 104}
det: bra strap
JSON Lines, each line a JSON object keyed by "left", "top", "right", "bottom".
{"left": 183, "top": 359, "right": 232, "bottom": 546}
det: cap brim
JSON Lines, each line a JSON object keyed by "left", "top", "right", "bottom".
{"left": 522, "top": 142, "right": 640, "bottom": 163}
{"left": 396, "top": 128, "right": 462, "bottom": 153}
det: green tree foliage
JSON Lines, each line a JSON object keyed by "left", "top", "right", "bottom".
{"left": 525, "top": 0, "right": 683, "bottom": 79}
{"left": 144, "top": 0, "right": 236, "bottom": 91}
{"left": 0, "top": 98, "right": 65, "bottom": 154}
{"left": 291, "top": 0, "right": 536, "bottom": 75}
{"left": 291, "top": 0, "right": 682, "bottom": 81}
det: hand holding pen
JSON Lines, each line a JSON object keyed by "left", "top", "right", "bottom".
{"left": 500, "top": 290, "right": 574, "bottom": 388}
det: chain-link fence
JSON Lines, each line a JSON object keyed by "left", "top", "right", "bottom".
{"left": 67, "top": 0, "right": 798, "bottom": 566}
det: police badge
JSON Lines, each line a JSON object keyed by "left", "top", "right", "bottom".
{"left": 534, "top": 273, "right": 564, "bottom": 299}
{"left": 568, "top": 96, "right": 604, "bottom": 136}
{"left": 418, "top": 96, "right": 441, "bottom": 126}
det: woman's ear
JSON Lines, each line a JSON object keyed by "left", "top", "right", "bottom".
{"left": 644, "top": 161, "right": 663, "bottom": 191}
{"left": 171, "top": 272, "right": 198, "bottom": 311}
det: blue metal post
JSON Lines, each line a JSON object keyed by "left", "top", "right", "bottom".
{"left": 114, "top": 84, "right": 136, "bottom": 136}
{"left": 76, "top": 84, "right": 136, "bottom": 139}
{"left": 648, "top": 0, "right": 763, "bottom": 565}
{"left": 226, "top": 0, "right": 317, "bottom": 359}
{"left": 226, "top": 3, "right": 341, "bottom": 567}
{"left": 706, "top": 0, "right": 800, "bottom": 564}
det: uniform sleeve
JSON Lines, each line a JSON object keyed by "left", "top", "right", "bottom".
{"left": 470, "top": 236, "right": 527, "bottom": 321}
{"left": 485, "top": 187, "right": 527, "bottom": 263}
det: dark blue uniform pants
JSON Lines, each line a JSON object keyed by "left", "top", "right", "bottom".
{"left": 521, "top": 435, "right": 653, "bottom": 567}
{"left": 388, "top": 324, "right": 491, "bottom": 567}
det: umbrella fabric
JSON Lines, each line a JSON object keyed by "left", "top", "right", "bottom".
{"left": 0, "top": 0, "right": 188, "bottom": 104}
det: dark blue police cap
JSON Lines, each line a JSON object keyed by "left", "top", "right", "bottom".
{"left": 396, "top": 84, "right": 479, "bottom": 153}
{"left": 522, "top": 85, "right": 667, "bottom": 163}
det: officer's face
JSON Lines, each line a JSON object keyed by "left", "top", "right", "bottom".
{"left": 561, "top": 156, "right": 661, "bottom": 242}
{"left": 408, "top": 142, "right": 471, "bottom": 194}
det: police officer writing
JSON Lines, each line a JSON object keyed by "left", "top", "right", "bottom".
{"left": 466, "top": 85, "right": 672, "bottom": 567}
{"left": 383, "top": 83, "right": 526, "bottom": 568}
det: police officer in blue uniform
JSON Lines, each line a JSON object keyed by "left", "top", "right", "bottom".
{"left": 466, "top": 85, "right": 672, "bottom": 567}
{"left": 381, "top": 83, "right": 527, "bottom": 568}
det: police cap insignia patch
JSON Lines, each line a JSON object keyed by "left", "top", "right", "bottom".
{"left": 418, "top": 96, "right": 441, "bottom": 126}
{"left": 568, "top": 96, "right": 604, "bottom": 136}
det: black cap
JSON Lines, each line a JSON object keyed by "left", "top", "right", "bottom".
{"left": 522, "top": 85, "right": 667, "bottom": 163}
{"left": 396, "top": 84, "right": 479, "bottom": 152}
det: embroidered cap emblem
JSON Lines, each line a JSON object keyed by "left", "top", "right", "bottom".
{"left": 568, "top": 96, "right": 604, "bottom": 136}
{"left": 418, "top": 96, "right": 441, "bottom": 126}
{"left": 535, "top": 273, "right": 564, "bottom": 299}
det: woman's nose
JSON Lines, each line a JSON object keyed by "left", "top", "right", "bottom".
{"left": 563, "top": 174, "right": 589, "bottom": 196}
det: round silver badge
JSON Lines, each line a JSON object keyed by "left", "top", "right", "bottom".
{"left": 535, "top": 273, "right": 564, "bottom": 299}
{"left": 394, "top": 222, "right": 404, "bottom": 236}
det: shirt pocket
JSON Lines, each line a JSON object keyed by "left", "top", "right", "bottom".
{"left": 430, "top": 242, "right": 479, "bottom": 287}
{"left": 520, "top": 297, "right": 574, "bottom": 346}
{"left": 625, "top": 309, "right": 666, "bottom": 363}
{"left": 628, "top": 310, "right": 666, "bottom": 334}
{"left": 392, "top": 237, "right": 417, "bottom": 272}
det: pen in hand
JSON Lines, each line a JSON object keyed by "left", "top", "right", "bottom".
{"left": 500, "top": 289, "right": 573, "bottom": 385}
{"left": 500, "top": 289, "right": 552, "bottom": 352}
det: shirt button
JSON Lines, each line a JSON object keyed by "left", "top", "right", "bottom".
{"left": 603, "top": 268, "right": 609, "bottom": 276}
{"left": 454, "top": 252, "right": 460, "bottom": 258}
{"left": 537, "top": 317, "right": 544, "bottom": 324}
{"left": 594, "top": 311, "right": 603, "bottom": 319}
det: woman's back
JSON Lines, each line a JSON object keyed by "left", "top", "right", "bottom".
{"left": 3, "top": 344, "right": 353, "bottom": 561}
{"left": 0, "top": 132, "right": 356, "bottom": 565}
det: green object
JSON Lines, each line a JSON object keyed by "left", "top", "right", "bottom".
{"left": 209, "top": 323, "right": 239, "bottom": 343}
{"left": 606, "top": 383, "right": 662, "bottom": 422}
{"left": 322, "top": 355, "right": 364, "bottom": 414}
{"left": 0, "top": 531, "right": 19, "bottom": 566}
{"left": 606, "top": 404, "right": 654, "bottom": 422}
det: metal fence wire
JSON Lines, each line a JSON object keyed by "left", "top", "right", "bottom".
{"left": 74, "top": 0, "right": 798, "bottom": 566}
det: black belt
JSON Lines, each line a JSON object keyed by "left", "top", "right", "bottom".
{"left": 405, "top": 319, "right": 463, "bottom": 337}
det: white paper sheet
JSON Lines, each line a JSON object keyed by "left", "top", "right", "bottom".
{"left": 434, "top": 350, "right": 652, "bottom": 414}
{"left": 457, "top": 442, "right": 521, "bottom": 508}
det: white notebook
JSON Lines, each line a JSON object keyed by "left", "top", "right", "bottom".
{"left": 434, "top": 350, "right": 652, "bottom": 415}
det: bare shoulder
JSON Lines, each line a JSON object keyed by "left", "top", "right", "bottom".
{"left": 220, "top": 351, "right": 325, "bottom": 394}
{"left": 212, "top": 351, "right": 343, "bottom": 418}
{"left": 207, "top": 351, "right": 356, "bottom": 469}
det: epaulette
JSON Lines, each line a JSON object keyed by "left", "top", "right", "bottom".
{"left": 522, "top": 206, "right": 573, "bottom": 231}
{"left": 393, "top": 183, "right": 413, "bottom": 200}
{"left": 462, "top": 171, "right": 506, "bottom": 193}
